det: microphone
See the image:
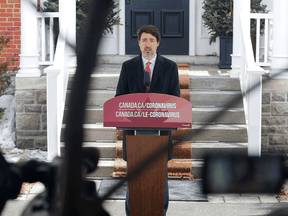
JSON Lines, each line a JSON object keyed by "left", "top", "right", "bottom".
{"left": 144, "top": 71, "right": 150, "bottom": 93}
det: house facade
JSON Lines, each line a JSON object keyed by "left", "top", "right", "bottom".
{"left": 3, "top": 0, "right": 288, "bottom": 158}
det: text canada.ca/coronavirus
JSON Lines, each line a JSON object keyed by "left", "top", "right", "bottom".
{"left": 116, "top": 111, "right": 180, "bottom": 118}
{"left": 119, "top": 102, "right": 177, "bottom": 109}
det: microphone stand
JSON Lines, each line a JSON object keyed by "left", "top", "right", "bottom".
{"left": 144, "top": 71, "right": 150, "bottom": 93}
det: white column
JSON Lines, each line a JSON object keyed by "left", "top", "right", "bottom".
{"left": 119, "top": 0, "right": 125, "bottom": 55}
{"left": 58, "top": 0, "right": 76, "bottom": 68}
{"left": 17, "top": 0, "right": 41, "bottom": 77}
{"left": 269, "top": 0, "right": 288, "bottom": 79}
{"left": 230, "top": 0, "right": 250, "bottom": 78}
{"left": 66, "top": 0, "right": 76, "bottom": 67}
{"left": 189, "top": 0, "right": 196, "bottom": 56}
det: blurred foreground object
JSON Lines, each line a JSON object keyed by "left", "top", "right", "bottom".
{"left": 203, "top": 154, "right": 287, "bottom": 194}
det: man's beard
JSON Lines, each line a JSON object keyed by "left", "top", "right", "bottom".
{"left": 143, "top": 48, "right": 154, "bottom": 58}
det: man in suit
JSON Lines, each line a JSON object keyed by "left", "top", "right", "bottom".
{"left": 115, "top": 25, "right": 180, "bottom": 216}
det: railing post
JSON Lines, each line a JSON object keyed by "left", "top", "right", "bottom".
{"left": 230, "top": 0, "right": 250, "bottom": 78}
{"left": 239, "top": 12, "right": 265, "bottom": 157}
{"left": 45, "top": 0, "right": 76, "bottom": 160}
{"left": 17, "top": 0, "right": 41, "bottom": 77}
{"left": 46, "top": 69, "right": 61, "bottom": 161}
{"left": 247, "top": 69, "right": 264, "bottom": 156}
{"left": 269, "top": 0, "right": 288, "bottom": 78}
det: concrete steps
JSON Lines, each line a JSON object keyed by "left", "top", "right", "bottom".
{"left": 85, "top": 159, "right": 204, "bottom": 179}
{"left": 62, "top": 63, "right": 247, "bottom": 179}
{"left": 68, "top": 74, "right": 241, "bottom": 91}
{"left": 61, "top": 141, "right": 247, "bottom": 160}
{"left": 66, "top": 90, "right": 243, "bottom": 107}
{"left": 61, "top": 123, "right": 247, "bottom": 142}
{"left": 94, "top": 55, "right": 219, "bottom": 65}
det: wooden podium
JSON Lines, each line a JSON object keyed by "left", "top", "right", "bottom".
{"left": 126, "top": 130, "right": 169, "bottom": 216}
{"left": 103, "top": 93, "right": 192, "bottom": 216}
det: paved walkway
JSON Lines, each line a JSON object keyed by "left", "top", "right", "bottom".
{"left": 2, "top": 181, "right": 288, "bottom": 216}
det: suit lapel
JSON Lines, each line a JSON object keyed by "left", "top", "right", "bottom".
{"left": 150, "top": 54, "right": 166, "bottom": 91}
{"left": 133, "top": 55, "right": 146, "bottom": 93}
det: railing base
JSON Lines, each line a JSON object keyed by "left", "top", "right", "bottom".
{"left": 269, "top": 69, "right": 288, "bottom": 79}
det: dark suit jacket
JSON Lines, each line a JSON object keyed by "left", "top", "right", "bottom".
{"left": 115, "top": 53, "right": 181, "bottom": 161}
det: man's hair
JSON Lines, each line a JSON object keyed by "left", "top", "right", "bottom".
{"left": 137, "top": 25, "right": 161, "bottom": 43}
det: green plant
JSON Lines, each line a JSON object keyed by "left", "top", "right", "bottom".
{"left": 42, "top": 0, "right": 121, "bottom": 37}
{"left": 202, "top": 0, "right": 269, "bottom": 44}
{"left": 0, "top": 33, "right": 15, "bottom": 96}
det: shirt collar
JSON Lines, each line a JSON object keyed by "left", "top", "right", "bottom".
{"left": 142, "top": 53, "right": 157, "bottom": 67}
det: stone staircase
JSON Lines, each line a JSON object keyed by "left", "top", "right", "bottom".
{"left": 61, "top": 62, "right": 248, "bottom": 179}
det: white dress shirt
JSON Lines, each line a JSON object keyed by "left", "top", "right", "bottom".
{"left": 142, "top": 54, "right": 157, "bottom": 80}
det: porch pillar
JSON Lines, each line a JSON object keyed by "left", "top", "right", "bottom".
{"left": 230, "top": 0, "right": 250, "bottom": 78}
{"left": 17, "top": 0, "right": 41, "bottom": 77}
{"left": 60, "top": 0, "right": 76, "bottom": 67}
{"left": 269, "top": 0, "right": 288, "bottom": 78}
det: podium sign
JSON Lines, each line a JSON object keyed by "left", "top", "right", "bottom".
{"left": 103, "top": 93, "right": 192, "bottom": 128}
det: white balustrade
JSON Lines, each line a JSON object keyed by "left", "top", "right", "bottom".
{"left": 231, "top": 0, "right": 273, "bottom": 78}
{"left": 37, "top": 12, "right": 59, "bottom": 65}
{"left": 45, "top": 0, "right": 76, "bottom": 161}
{"left": 239, "top": 13, "right": 265, "bottom": 157}
{"left": 250, "top": 13, "right": 273, "bottom": 67}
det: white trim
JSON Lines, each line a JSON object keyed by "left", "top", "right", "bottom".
{"left": 36, "top": 12, "right": 60, "bottom": 18}
{"left": 189, "top": 0, "right": 196, "bottom": 56}
{"left": 119, "top": 0, "right": 125, "bottom": 55}
{"left": 250, "top": 13, "right": 273, "bottom": 19}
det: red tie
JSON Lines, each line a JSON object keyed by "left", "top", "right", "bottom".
{"left": 145, "top": 62, "right": 152, "bottom": 77}
{"left": 145, "top": 62, "right": 151, "bottom": 92}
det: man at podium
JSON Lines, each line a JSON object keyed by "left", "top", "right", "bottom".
{"left": 115, "top": 25, "right": 180, "bottom": 216}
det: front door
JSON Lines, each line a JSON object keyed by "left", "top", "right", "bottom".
{"left": 125, "top": 0, "right": 189, "bottom": 55}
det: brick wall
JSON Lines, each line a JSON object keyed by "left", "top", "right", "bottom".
{"left": 262, "top": 77, "right": 288, "bottom": 155}
{"left": 0, "top": 0, "right": 21, "bottom": 69}
{"left": 0, "top": 0, "right": 41, "bottom": 69}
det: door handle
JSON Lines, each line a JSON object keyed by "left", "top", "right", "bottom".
{"left": 126, "top": 0, "right": 131, "bottom": 4}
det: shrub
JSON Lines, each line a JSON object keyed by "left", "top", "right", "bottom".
{"left": 42, "top": 0, "right": 121, "bottom": 37}
{"left": 202, "top": 0, "right": 269, "bottom": 44}
{"left": 0, "top": 33, "right": 16, "bottom": 96}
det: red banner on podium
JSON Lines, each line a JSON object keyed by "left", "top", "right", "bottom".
{"left": 103, "top": 93, "right": 192, "bottom": 128}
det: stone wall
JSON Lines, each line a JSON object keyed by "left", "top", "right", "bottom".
{"left": 262, "top": 77, "right": 288, "bottom": 155}
{"left": 15, "top": 76, "right": 47, "bottom": 150}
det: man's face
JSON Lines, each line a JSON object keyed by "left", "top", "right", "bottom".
{"left": 139, "top": 32, "right": 159, "bottom": 60}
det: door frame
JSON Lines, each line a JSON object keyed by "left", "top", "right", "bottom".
{"left": 119, "top": 0, "right": 196, "bottom": 56}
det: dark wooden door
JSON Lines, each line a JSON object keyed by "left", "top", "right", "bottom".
{"left": 125, "top": 0, "right": 189, "bottom": 55}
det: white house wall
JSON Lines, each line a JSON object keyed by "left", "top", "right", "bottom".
{"left": 98, "top": 0, "right": 120, "bottom": 55}
{"left": 83, "top": 0, "right": 273, "bottom": 56}
{"left": 195, "top": 0, "right": 219, "bottom": 56}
